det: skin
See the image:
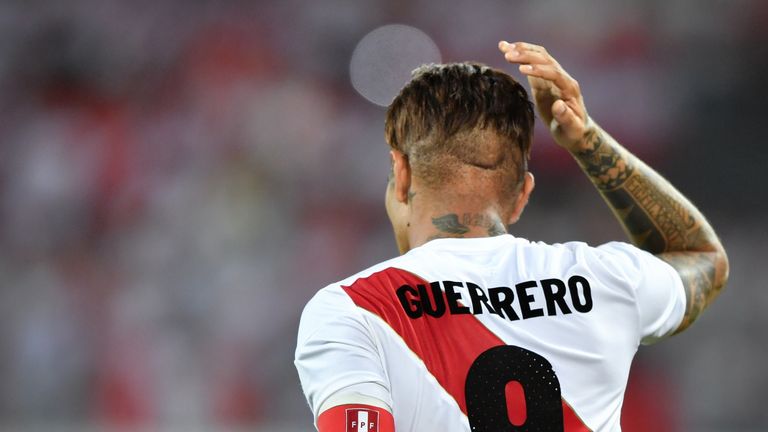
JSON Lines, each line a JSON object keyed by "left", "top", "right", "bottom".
{"left": 385, "top": 152, "right": 535, "bottom": 254}
{"left": 385, "top": 41, "right": 729, "bottom": 334}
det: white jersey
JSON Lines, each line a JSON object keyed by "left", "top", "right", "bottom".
{"left": 295, "top": 235, "right": 685, "bottom": 432}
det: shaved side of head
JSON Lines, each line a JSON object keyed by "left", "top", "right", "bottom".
{"left": 385, "top": 63, "right": 535, "bottom": 199}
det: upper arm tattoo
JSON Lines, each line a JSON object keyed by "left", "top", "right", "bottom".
{"left": 658, "top": 251, "right": 720, "bottom": 333}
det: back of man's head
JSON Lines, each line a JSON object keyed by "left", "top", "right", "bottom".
{"left": 385, "top": 62, "right": 534, "bottom": 200}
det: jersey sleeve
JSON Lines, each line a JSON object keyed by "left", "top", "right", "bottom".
{"left": 594, "top": 241, "right": 686, "bottom": 345}
{"left": 295, "top": 288, "right": 393, "bottom": 425}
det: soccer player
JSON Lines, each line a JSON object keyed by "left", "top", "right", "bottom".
{"left": 295, "top": 41, "right": 729, "bottom": 431}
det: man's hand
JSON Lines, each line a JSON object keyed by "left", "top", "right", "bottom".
{"left": 498, "top": 41, "right": 589, "bottom": 152}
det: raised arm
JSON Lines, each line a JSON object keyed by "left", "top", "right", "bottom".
{"left": 499, "top": 41, "right": 729, "bottom": 333}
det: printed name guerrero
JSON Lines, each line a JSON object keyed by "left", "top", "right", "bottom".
{"left": 395, "top": 276, "right": 593, "bottom": 321}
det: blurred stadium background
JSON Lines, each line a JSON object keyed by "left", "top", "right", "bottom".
{"left": 0, "top": 0, "right": 766, "bottom": 430}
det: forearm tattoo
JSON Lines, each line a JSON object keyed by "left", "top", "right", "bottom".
{"left": 575, "top": 129, "right": 633, "bottom": 191}
{"left": 574, "top": 128, "right": 703, "bottom": 253}
{"left": 573, "top": 127, "right": 726, "bottom": 332}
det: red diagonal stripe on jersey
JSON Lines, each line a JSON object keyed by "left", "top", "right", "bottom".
{"left": 342, "top": 267, "right": 590, "bottom": 432}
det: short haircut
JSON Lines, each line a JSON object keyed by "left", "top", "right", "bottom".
{"left": 385, "top": 62, "right": 534, "bottom": 194}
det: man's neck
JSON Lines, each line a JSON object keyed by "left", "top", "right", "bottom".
{"left": 407, "top": 209, "right": 509, "bottom": 249}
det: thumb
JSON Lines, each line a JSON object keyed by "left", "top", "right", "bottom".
{"left": 550, "top": 99, "right": 582, "bottom": 140}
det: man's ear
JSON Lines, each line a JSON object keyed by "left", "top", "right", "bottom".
{"left": 391, "top": 150, "right": 411, "bottom": 204}
{"left": 508, "top": 172, "right": 535, "bottom": 225}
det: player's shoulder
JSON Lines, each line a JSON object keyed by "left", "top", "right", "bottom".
{"left": 530, "top": 237, "right": 656, "bottom": 268}
{"left": 575, "top": 240, "right": 669, "bottom": 279}
{"left": 405, "top": 233, "right": 634, "bottom": 257}
{"left": 526, "top": 236, "right": 632, "bottom": 256}
{"left": 304, "top": 254, "right": 409, "bottom": 303}
{"left": 514, "top": 237, "right": 675, "bottom": 293}
{"left": 297, "top": 254, "right": 411, "bottom": 344}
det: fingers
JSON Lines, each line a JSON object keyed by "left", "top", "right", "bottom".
{"left": 518, "top": 63, "right": 579, "bottom": 98}
{"left": 499, "top": 41, "right": 546, "bottom": 54}
{"left": 503, "top": 49, "right": 549, "bottom": 67}
{"left": 499, "top": 41, "right": 577, "bottom": 94}
{"left": 499, "top": 41, "right": 554, "bottom": 64}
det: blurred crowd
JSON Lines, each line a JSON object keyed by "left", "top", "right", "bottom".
{"left": 0, "top": 0, "right": 766, "bottom": 430}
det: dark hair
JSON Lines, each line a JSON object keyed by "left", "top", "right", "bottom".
{"left": 385, "top": 62, "right": 534, "bottom": 191}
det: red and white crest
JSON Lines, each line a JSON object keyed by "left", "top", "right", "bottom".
{"left": 346, "top": 408, "right": 379, "bottom": 432}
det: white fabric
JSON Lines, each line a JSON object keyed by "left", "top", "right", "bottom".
{"left": 295, "top": 235, "right": 686, "bottom": 431}
{"left": 319, "top": 390, "right": 392, "bottom": 414}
